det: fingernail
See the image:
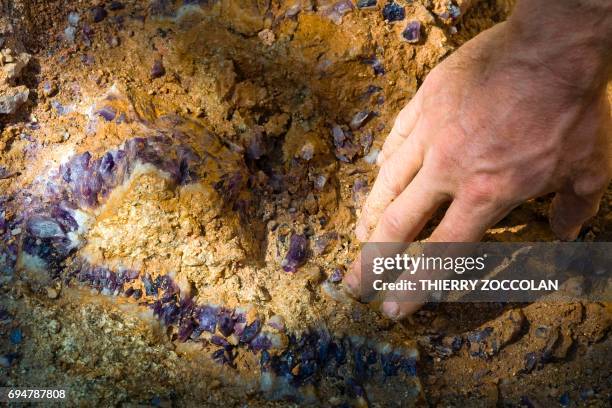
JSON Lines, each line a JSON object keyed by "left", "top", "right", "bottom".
{"left": 382, "top": 302, "right": 401, "bottom": 320}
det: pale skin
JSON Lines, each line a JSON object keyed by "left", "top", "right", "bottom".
{"left": 344, "top": 0, "right": 612, "bottom": 319}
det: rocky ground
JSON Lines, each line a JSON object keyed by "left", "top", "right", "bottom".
{"left": 0, "top": 1, "right": 610, "bottom": 407}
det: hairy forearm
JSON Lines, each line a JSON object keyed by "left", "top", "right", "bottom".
{"left": 504, "top": 0, "right": 612, "bottom": 94}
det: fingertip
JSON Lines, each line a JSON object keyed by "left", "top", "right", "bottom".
{"left": 551, "top": 222, "right": 582, "bottom": 242}
{"left": 382, "top": 302, "right": 400, "bottom": 320}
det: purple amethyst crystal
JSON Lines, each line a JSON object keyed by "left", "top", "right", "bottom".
{"left": 0, "top": 308, "right": 11, "bottom": 323}
{"left": 91, "top": 6, "right": 108, "bottom": 23}
{"left": 329, "top": 268, "right": 344, "bottom": 283}
{"left": 382, "top": 2, "right": 405, "bottom": 22}
{"left": 281, "top": 234, "right": 308, "bottom": 273}
{"left": 67, "top": 152, "right": 91, "bottom": 181}
{"left": 212, "top": 347, "right": 235, "bottom": 367}
{"left": 267, "top": 315, "right": 285, "bottom": 331}
{"left": 350, "top": 111, "right": 371, "bottom": 130}
{"left": 50, "top": 205, "right": 79, "bottom": 232}
{"left": 332, "top": 125, "right": 345, "bottom": 145}
{"left": 380, "top": 351, "right": 403, "bottom": 376}
{"left": 26, "top": 216, "right": 65, "bottom": 239}
{"left": 402, "top": 21, "right": 421, "bottom": 43}
{"left": 250, "top": 333, "right": 272, "bottom": 352}
{"left": 246, "top": 131, "right": 265, "bottom": 160}
{"left": 151, "top": 60, "right": 165, "bottom": 79}
{"left": 321, "top": 0, "right": 354, "bottom": 24}
{"left": 198, "top": 306, "right": 218, "bottom": 333}
{"left": 360, "top": 132, "right": 373, "bottom": 152}
{"left": 217, "top": 308, "right": 234, "bottom": 337}
{"left": 314, "top": 232, "right": 338, "bottom": 255}
{"left": 449, "top": 4, "right": 461, "bottom": 19}
{"left": 353, "top": 179, "right": 368, "bottom": 202}
{"left": 178, "top": 320, "right": 196, "bottom": 342}
{"left": 142, "top": 274, "right": 158, "bottom": 296}
{"left": 96, "top": 106, "right": 116, "bottom": 122}
{"left": 362, "top": 57, "right": 385, "bottom": 75}
{"left": 331, "top": 124, "right": 361, "bottom": 162}
{"left": 160, "top": 303, "right": 180, "bottom": 325}
{"left": 240, "top": 320, "right": 262, "bottom": 343}
{"left": 98, "top": 152, "right": 115, "bottom": 178}
{"left": 211, "top": 335, "right": 230, "bottom": 347}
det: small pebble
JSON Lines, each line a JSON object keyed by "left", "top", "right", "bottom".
{"left": 258, "top": 29, "right": 275, "bottom": 46}
{"left": 42, "top": 81, "right": 57, "bottom": 97}
{"left": 64, "top": 26, "right": 77, "bottom": 43}
{"left": 449, "top": 4, "right": 461, "bottom": 19}
{"left": 109, "top": 1, "right": 125, "bottom": 11}
{"left": 580, "top": 388, "right": 594, "bottom": 400}
{"left": 350, "top": 111, "right": 371, "bottom": 130}
{"left": 68, "top": 12, "right": 80, "bottom": 27}
{"left": 46, "top": 287, "right": 59, "bottom": 299}
{"left": 357, "top": 0, "right": 377, "bottom": 9}
{"left": 300, "top": 142, "right": 314, "bottom": 161}
{"left": 363, "top": 148, "right": 379, "bottom": 164}
{"left": 91, "top": 6, "right": 108, "bottom": 23}
{"left": 48, "top": 320, "right": 61, "bottom": 334}
{"left": 314, "top": 174, "right": 327, "bottom": 190}
{"left": 9, "top": 328, "right": 23, "bottom": 344}
{"left": 0, "top": 353, "right": 18, "bottom": 368}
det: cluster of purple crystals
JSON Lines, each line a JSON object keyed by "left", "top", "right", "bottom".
{"left": 62, "top": 258, "right": 420, "bottom": 397}
{"left": 281, "top": 233, "right": 309, "bottom": 273}
{"left": 17, "top": 133, "right": 205, "bottom": 274}
{"left": 60, "top": 135, "right": 200, "bottom": 209}
{"left": 331, "top": 125, "right": 361, "bottom": 163}
{"left": 75, "top": 261, "right": 139, "bottom": 295}
{"left": 263, "top": 329, "right": 417, "bottom": 391}
{"left": 21, "top": 204, "right": 81, "bottom": 275}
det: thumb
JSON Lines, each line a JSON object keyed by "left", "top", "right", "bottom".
{"left": 549, "top": 189, "right": 604, "bottom": 241}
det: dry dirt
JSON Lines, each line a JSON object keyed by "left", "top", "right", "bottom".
{"left": 0, "top": 1, "right": 610, "bottom": 407}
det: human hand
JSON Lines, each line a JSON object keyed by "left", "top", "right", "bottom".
{"left": 345, "top": 21, "right": 611, "bottom": 319}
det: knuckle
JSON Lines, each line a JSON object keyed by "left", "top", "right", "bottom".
{"left": 462, "top": 177, "right": 500, "bottom": 207}
{"left": 573, "top": 172, "right": 610, "bottom": 198}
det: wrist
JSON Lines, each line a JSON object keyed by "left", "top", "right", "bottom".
{"left": 503, "top": 0, "right": 611, "bottom": 96}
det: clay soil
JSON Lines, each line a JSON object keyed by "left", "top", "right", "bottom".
{"left": 0, "top": 1, "right": 610, "bottom": 407}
